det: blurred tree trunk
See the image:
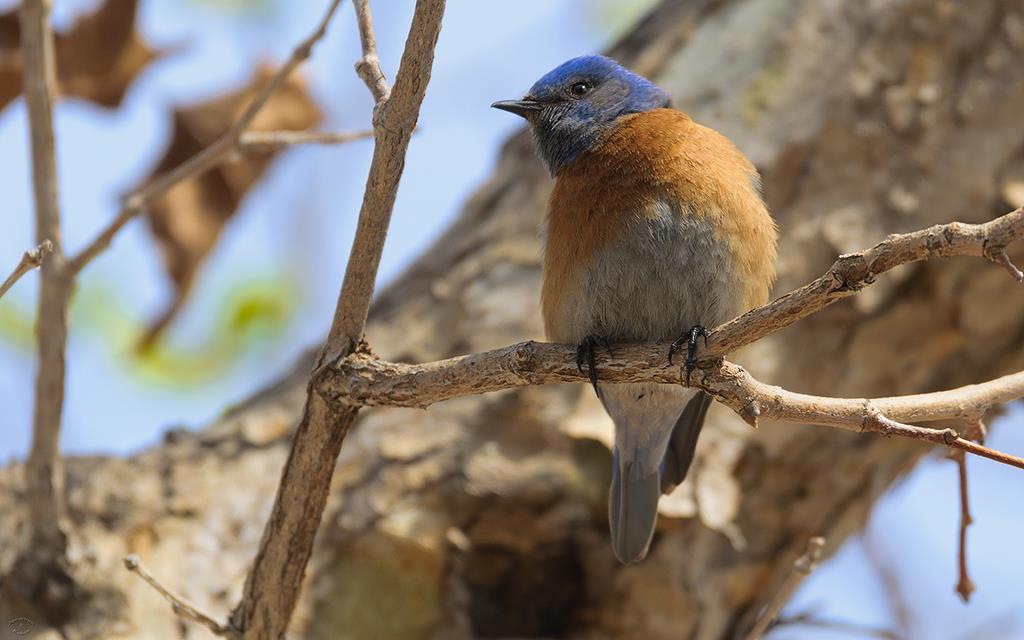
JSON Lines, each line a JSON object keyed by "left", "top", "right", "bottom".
{"left": 3, "top": 0, "right": 1024, "bottom": 638}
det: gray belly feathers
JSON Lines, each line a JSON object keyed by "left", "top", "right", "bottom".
{"left": 547, "top": 200, "right": 737, "bottom": 563}
{"left": 554, "top": 200, "right": 741, "bottom": 344}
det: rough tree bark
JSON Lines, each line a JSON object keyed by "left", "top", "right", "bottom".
{"left": 3, "top": 0, "right": 1024, "bottom": 638}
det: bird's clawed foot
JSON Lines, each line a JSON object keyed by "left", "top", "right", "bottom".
{"left": 668, "top": 325, "right": 710, "bottom": 386}
{"left": 577, "top": 335, "right": 613, "bottom": 396}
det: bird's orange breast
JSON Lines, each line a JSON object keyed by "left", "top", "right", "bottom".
{"left": 541, "top": 108, "right": 777, "bottom": 341}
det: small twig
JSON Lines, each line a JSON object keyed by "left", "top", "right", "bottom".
{"left": 66, "top": 0, "right": 346, "bottom": 274}
{"left": 862, "top": 409, "right": 1024, "bottom": 471}
{"left": 773, "top": 613, "right": 902, "bottom": 640}
{"left": 949, "top": 436, "right": 1024, "bottom": 470}
{"left": 353, "top": 0, "right": 391, "bottom": 106}
{"left": 124, "top": 555, "right": 235, "bottom": 638}
{"left": 744, "top": 536, "right": 827, "bottom": 640}
{"left": 983, "top": 243, "right": 1024, "bottom": 282}
{"left": 237, "top": 129, "right": 374, "bottom": 152}
{"left": 953, "top": 450, "right": 976, "bottom": 602}
{"left": 0, "top": 240, "right": 52, "bottom": 299}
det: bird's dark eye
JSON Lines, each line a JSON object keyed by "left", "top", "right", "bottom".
{"left": 569, "top": 81, "right": 591, "bottom": 98}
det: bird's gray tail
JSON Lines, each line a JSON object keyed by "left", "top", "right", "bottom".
{"left": 661, "top": 391, "right": 712, "bottom": 493}
{"left": 609, "top": 452, "right": 661, "bottom": 564}
{"left": 609, "top": 391, "right": 712, "bottom": 564}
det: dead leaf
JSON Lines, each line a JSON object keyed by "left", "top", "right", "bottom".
{"left": 55, "top": 0, "right": 162, "bottom": 108}
{"left": 0, "top": 9, "right": 24, "bottom": 112}
{"left": 138, "top": 65, "right": 320, "bottom": 349}
{"left": 0, "top": 0, "right": 162, "bottom": 112}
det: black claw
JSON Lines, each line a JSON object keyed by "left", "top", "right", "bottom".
{"left": 576, "top": 335, "right": 611, "bottom": 396}
{"left": 669, "top": 325, "right": 711, "bottom": 386}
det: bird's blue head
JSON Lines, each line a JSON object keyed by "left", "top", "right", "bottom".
{"left": 492, "top": 56, "right": 671, "bottom": 175}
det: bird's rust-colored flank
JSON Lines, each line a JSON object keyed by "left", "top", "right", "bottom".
{"left": 542, "top": 108, "right": 777, "bottom": 336}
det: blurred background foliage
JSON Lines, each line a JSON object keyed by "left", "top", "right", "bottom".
{"left": 0, "top": 0, "right": 647, "bottom": 457}
{"left": 189, "top": 0, "right": 271, "bottom": 12}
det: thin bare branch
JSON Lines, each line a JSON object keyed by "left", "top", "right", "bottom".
{"left": 229, "top": 2, "right": 446, "bottom": 638}
{"left": 353, "top": 0, "right": 391, "bottom": 105}
{"left": 19, "top": 0, "right": 74, "bottom": 589}
{"left": 865, "top": 409, "right": 1023, "bottom": 470}
{"left": 773, "top": 614, "right": 902, "bottom": 640}
{"left": 744, "top": 536, "right": 826, "bottom": 640}
{"left": 237, "top": 129, "right": 374, "bottom": 152}
{"left": 123, "top": 555, "right": 235, "bottom": 638}
{"left": 319, "top": 339, "right": 1022, "bottom": 412}
{"left": 953, "top": 451, "right": 976, "bottom": 602}
{"left": 706, "top": 207, "right": 1024, "bottom": 360}
{"left": 66, "top": 0, "right": 346, "bottom": 275}
{"left": 0, "top": 240, "right": 52, "bottom": 299}
{"left": 320, "top": 343, "right": 1024, "bottom": 469}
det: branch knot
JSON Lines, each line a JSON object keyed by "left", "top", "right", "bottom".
{"left": 982, "top": 238, "right": 1024, "bottom": 282}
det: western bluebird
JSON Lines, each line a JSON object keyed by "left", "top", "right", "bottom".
{"left": 494, "top": 55, "right": 778, "bottom": 564}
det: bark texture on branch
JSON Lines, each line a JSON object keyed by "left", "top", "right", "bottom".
{"left": 3, "top": 0, "right": 1024, "bottom": 638}
{"left": 229, "top": 1, "right": 445, "bottom": 637}
{"left": 7, "top": 0, "right": 79, "bottom": 627}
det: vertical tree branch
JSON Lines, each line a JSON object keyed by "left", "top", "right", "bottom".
{"left": 953, "top": 451, "right": 975, "bottom": 602}
{"left": 17, "top": 0, "right": 74, "bottom": 601}
{"left": 229, "top": 2, "right": 445, "bottom": 638}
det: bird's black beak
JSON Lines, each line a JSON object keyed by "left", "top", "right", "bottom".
{"left": 491, "top": 99, "right": 542, "bottom": 119}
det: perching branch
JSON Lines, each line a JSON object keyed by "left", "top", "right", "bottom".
{"left": 320, "top": 344, "right": 1024, "bottom": 467}
{"left": 317, "top": 208, "right": 1024, "bottom": 469}
{"left": 65, "top": 0, "right": 346, "bottom": 275}
{"left": 0, "top": 239, "right": 52, "bottom": 300}
{"left": 228, "top": 2, "right": 446, "bottom": 638}
{"left": 123, "top": 555, "right": 234, "bottom": 638}
{"left": 744, "top": 537, "right": 826, "bottom": 640}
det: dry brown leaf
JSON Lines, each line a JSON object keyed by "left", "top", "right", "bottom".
{"left": 55, "top": 0, "right": 162, "bottom": 108}
{"left": 0, "top": 0, "right": 161, "bottom": 112}
{"left": 138, "top": 65, "right": 321, "bottom": 349}
{"left": 0, "top": 9, "right": 24, "bottom": 112}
